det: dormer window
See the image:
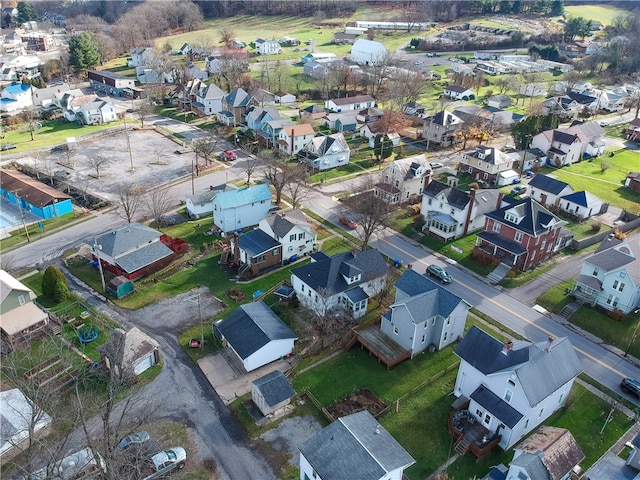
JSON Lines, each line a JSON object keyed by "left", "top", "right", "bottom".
{"left": 505, "top": 212, "right": 521, "bottom": 224}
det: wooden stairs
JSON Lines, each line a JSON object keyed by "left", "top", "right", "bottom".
{"left": 454, "top": 436, "right": 472, "bottom": 456}
{"left": 219, "top": 251, "right": 230, "bottom": 264}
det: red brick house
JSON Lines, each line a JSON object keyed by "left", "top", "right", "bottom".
{"left": 230, "top": 229, "right": 282, "bottom": 278}
{"left": 474, "top": 197, "right": 568, "bottom": 271}
{"left": 625, "top": 172, "right": 640, "bottom": 193}
{"left": 626, "top": 117, "right": 640, "bottom": 142}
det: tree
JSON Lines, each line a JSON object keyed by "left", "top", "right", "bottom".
{"left": 283, "top": 168, "right": 311, "bottom": 207}
{"left": 243, "top": 154, "right": 261, "bottom": 185}
{"left": 219, "top": 27, "right": 235, "bottom": 48}
{"left": 135, "top": 98, "right": 155, "bottom": 128}
{"left": 564, "top": 17, "right": 592, "bottom": 40}
{"left": 22, "top": 106, "right": 41, "bottom": 142}
{"left": 373, "top": 134, "right": 394, "bottom": 162}
{"left": 115, "top": 183, "right": 144, "bottom": 223}
{"left": 42, "top": 265, "right": 68, "bottom": 300}
{"left": 511, "top": 114, "right": 558, "bottom": 149}
{"left": 143, "top": 187, "right": 175, "bottom": 228}
{"left": 68, "top": 32, "right": 100, "bottom": 73}
{"left": 263, "top": 153, "right": 300, "bottom": 204}
{"left": 550, "top": 0, "right": 564, "bottom": 16}
{"left": 87, "top": 154, "right": 110, "bottom": 179}
{"left": 345, "top": 181, "right": 391, "bottom": 250}
{"left": 16, "top": 1, "right": 38, "bottom": 24}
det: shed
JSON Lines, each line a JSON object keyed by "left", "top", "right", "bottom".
{"left": 350, "top": 39, "right": 388, "bottom": 66}
{"left": 98, "top": 327, "right": 160, "bottom": 379}
{"left": 251, "top": 370, "right": 295, "bottom": 416}
{"left": 107, "top": 276, "right": 134, "bottom": 299}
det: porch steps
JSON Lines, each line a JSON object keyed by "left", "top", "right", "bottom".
{"left": 454, "top": 436, "right": 472, "bottom": 456}
{"left": 487, "top": 262, "right": 511, "bottom": 284}
{"left": 219, "top": 251, "right": 230, "bottom": 265}
{"left": 560, "top": 302, "right": 581, "bottom": 319}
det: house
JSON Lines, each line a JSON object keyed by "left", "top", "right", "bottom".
{"left": 507, "top": 426, "right": 584, "bottom": 480}
{"left": 325, "top": 95, "right": 375, "bottom": 112}
{"left": 303, "top": 60, "right": 328, "bottom": 78}
{"left": 89, "top": 222, "right": 177, "bottom": 280}
{"left": 599, "top": 90, "right": 626, "bottom": 112}
{"left": 541, "top": 96, "right": 580, "bottom": 120}
{"left": 251, "top": 370, "right": 295, "bottom": 417}
{"left": 458, "top": 146, "right": 518, "bottom": 187}
{"left": 0, "top": 169, "right": 72, "bottom": 220}
{"left": 0, "top": 270, "right": 49, "bottom": 348}
{"left": 402, "top": 101, "right": 426, "bottom": 116}
{"left": 193, "top": 82, "right": 225, "bottom": 116}
{"left": 127, "top": 47, "right": 153, "bottom": 67}
{"left": 626, "top": 118, "right": 640, "bottom": 142}
{"left": 299, "top": 104, "right": 326, "bottom": 122}
{"left": 245, "top": 106, "right": 280, "bottom": 131}
{"left": 375, "top": 154, "right": 431, "bottom": 204}
{"left": 322, "top": 112, "right": 359, "bottom": 132}
{"left": 474, "top": 197, "right": 568, "bottom": 272}
{"left": 135, "top": 67, "right": 174, "bottom": 84}
{"left": 572, "top": 236, "right": 640, "bottom": 314}
{"left": 333, "top": 32, "right": 357, "bottom": 44}
{"left": 230, "top": 229, "right": 282, "bottom": 277}
{"left": 212, "top": 184, "right": 273, "bottom": 234}
{"left": 32, "top": 83, "right": 73, "bottom": 107}
{"left": 531, "top": 129, "right": 583, "bottom": 166}
{"left": 259, "top": 208, "right": 316, "bottom": 258}
{"left": 421, "top": 182, "right": 501, "bottom": 241}
{"left": 258, "top": 118, "right": 294, "bottom": 147}
{"left": 254, "top": 88, "right": 277, "bottom": 106}
{"left": 380, "top": 269, "right": 469, "bottom": 356}
{"left": 76, "top": 98, "right": 117, "bottom": 125}
{"left": 218, "top": 87, "right": 256, "bottom": 126}
{"left": 350, "top": 38, "right": 388, "bottom": 65}
{"left": 422, "top": 110, "right": 465, "bottom": 147}
{"left": 98, "top": 327, "right": 160, "bottom": 379}
{"left": 360, "top": 122, "right": 401, "bottom": 149}
{"left": 0, "top": 389, "right": 52, "bottom": 460}
{"left": 297, "top": 133, "right": 350, "bottom": 171}
{"left": 487, "top": 94, "right": 512, "bottom": 109}
{"left": 527, "top": 174, "right": 574, "bottom": 207}
{"left": 277, "top": 123, "right": 315, "bottom": 156}
{"left": 213, "top": 302, "right": 297, "bottom": 372}
{"left": 186, "top": 184, "right": 235, "bottom": 219}
{"left": 279, "top": 36, "right": 299, "bottom": 47}
{"left": 453, "top": 326, "right": 582, "bottom": 450}
{"left": 185, "top": 62, "right": 208, "bottom": 81}
{"left": 519, "top": 83, "right": 547, "bottom": 97}
{"left": 357, "top": 107, "right": 384, "bottom": 124}
{"left": 444, "top": 85, "right": 475, "bottom": 101}
{"left": 87, "top": 70, "right": 136, "bottom": 96}
{"left": 625, "top": 172, "right": 640, "bottom": 192}
{"left": 301, "top": 52, "right": 338, "bottom": 64}
{"left": 557, "top": 190, "right": 605, "bottom": 220}
{"left": 299, "top": 410, "right": 415, "bottom": 480}
{"left": 255, "top": 38, "right": 281, "bottom": 55}
{"left": 274, "top": 91, "right": 296, "bottom": 104}
{"left": 565, "top": 121, "right": 606, "bottom": 158}
{"left": 0, "top": 82, "right": 34, "bottom": 112}
{"left": 290, "top": 249, "right": 389, "bottom": 319}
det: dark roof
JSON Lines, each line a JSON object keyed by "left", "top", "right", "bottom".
{"left": 455, "top": 326, "right": 529, "bottom": 375}
{"left": 587, "top": 239, "right": 637, "bottom": 272}
{"left": 392, "top": 270, "right": 466, "bottom": 319}
{"left": 477, "top": 231, "right": 527, "bottom": 255}
{"left": 252, "top": 370, "right": 295, "bottom": 407}
{"left": 552, "top": 130, "right": 578, "bottom": 145}
{"left": 344, "top": 286, "right": 368, "bottom": 302}
{"left": 423, "top": 180, "right": 471, "bottom": 210}
{"left": 446, "top": 85, "right": 469, "bottom": 93}
{"left": 568, "top": 91, "right": 596, "bottom": 104}
{"left": 430, "top": 110, "right": 463, "bottom": 126}
{"left": 224, "top": 87, "right": 253, "bottom": 107}
{"left": 470, "top": 385, "right": 523, "bottom": 428}
{"left": 329, "top": 95, "right": 375, "bottom": 106}
{"left": 560, "top": 190, "right": 593, "bottom": 207}
{"left": 115, "top": 241, "right": 174, "bottom": 274}
{"left": 93, "top": 222, "right": 162, "bottom": 257}
{"left": 310, "top": 251, "right": 330, "bottom": 262}
{"left": 239, "top": 229, "right": 281, "bottom": 257}
{"left": 0, "top": 169, "right": 71, "bottom": 207}
{"left": 216, "top": 302, "right": 296, "bottom": 359}
{"left": 485, "top": 197, "right": 562, "bottom": 236}
{"left": 528, "top": 174, "right": 571, "bottom": 195}
{"left": 291, "top": 249, "right": 388, "bottom": 295}
{"left": 299, "top": 410, "right": 415, "bottom": 480}
{"left": 266, "top": 209, "right": 310, "bottom": 237}
{"left": 301, "top": 104, "right": 325, "bottom": 114}
{"left": 88, "top": 70, "right": 133, "bottom": 81}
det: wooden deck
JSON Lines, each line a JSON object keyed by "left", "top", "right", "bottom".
{"left": 348, "top": 325, "right": 412, "bottom": 369}
{"left": 448, "top": 401, "right": 501, "bottom": 459}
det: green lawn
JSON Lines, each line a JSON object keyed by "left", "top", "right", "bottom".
{"left": 541, "top": 150, "right": 640, "bottom": 214}
{"left": 420, "top": 233, "right": 496, "bottom": 277}
{"left": 1, "top": 212, "right": 88, "bottom": 251}
{"left": 564, "top": 5, "right": 629, "bottom": 25}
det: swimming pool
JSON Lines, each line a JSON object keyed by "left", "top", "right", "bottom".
{"left": 0, "top": 206, "right": 21, "bottom": 229}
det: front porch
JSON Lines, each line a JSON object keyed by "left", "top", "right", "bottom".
{"left": 448, "top": 398, "right": 501, "bottom": 460}
{"left": 346, "top": 324, "right": 412, "bottom": 369}
{"left": 474, "top": 232, "right": 526, "bottom": 271}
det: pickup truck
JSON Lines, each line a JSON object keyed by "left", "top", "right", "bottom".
{"left": 142, "top": 447, "right": 187, "bottom": 480}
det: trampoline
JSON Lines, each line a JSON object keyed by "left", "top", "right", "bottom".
{"left": 77, "top": 325, "right": 99, "bottom": 343}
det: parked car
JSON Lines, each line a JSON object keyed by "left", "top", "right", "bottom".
{"left": 429, "top": 162, "right": 444, "bottom": 169}
{"left": 142, "top": 447, "right": 187, "bottom": 480}
{"left": 1, "top": 144, "right": 17, "bottom": 151}
{"left": 269, "top": 205, "right": 282, "bottom": 214}
{"left": 222, "top": 150, "right": 237, "bottom": 161}
{"left": 118, "top": 431, "right": 150, "bottom": 450}
{"left": 339, "top": 216, "right": 358, "bottom": 229}
{"left": 599, "top": 120, "right": 610, "bottom": 127}
{"left": 620, "top": 377, "right": 640, "bottom": 398}
{"left": 426, "top": 264, "right": 452, "bottom": 284}
{"left": 510, "top": 185, "right": 527, "bottom": 196}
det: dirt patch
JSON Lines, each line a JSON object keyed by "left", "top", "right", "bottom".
{"left": 259, "top": 415, "right": 323, "bottom": 467}
{"left": 327, "top": 388, "right": 387, "bottom": 419}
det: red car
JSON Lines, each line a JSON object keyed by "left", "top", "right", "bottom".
{"left": 222, "top": 150, "right": 237, "bottom": 161}
{"left": 339, "top": 216, "right": 358, "bottom": 229}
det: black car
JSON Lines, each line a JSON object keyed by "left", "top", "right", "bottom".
{"left": 426, "top": 264, "right": 452, "bottom": 284}
{"left": 620, "top": 377, "right": 640, "bottom": 398}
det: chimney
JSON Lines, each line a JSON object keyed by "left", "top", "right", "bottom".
{"left": 501, "top": 341, "right": 513, "bottom": 355}
{"left": 545, "top": 336, "right": 555, "bottom": 353}
{"left": 463, "top": 188, "right": 476, "bottom": 236}
{"left": 233, "top": 232, "right": 240, "bottom": 263}
{"left": 352, "top": 248, "right": 358, "bottom": 258}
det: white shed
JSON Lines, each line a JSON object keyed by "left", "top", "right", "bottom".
{"left": 251, "top": 370, "right": 295, "bottom": 416}
{"left": 350, "top": 39, "right": 388, "bottom": 66}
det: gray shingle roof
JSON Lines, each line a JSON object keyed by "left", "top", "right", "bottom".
{"left": 586, "top": 238, "right": 639, "bottom": 285}
{"left": 423, "top": 180, "right": 471, "bottom": 210}
{"left": 470, "top": 385, "right": 523, "bottom": 428}
{"left": 239, "top": 229, "right": 281, "bottom": 257}
{"left": 115, "top": 241, "right": 174, "bottom": 274}
{"left": 392, "top": 269, "right": 465, "bottom": 320}
{"left": 266, "top": 209, "right": 310, "bottom": 238}
{"left": 329, "top": 95, "right": 375, "bottom": 106}
{"left": 509, "top": 451, "right": 548, "bottom": 479}
{"left": 93, "top": 222, "right": 162, "bottom": 257}
{"left": 216, "top": 302, "right": 297, "bottom": 360}
{"left": 252, "top": 370, "right": 295, "bottom": 407}
{"left": 485, "top": 198, "right": 562, "bottom": 237}
{"left": 299, "top": 410, "right": 415, "bottom": 480}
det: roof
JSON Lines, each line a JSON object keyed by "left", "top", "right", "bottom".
{"left": 560, "top": 190, "right": 601, "bottom": 208}
{"left": 465, "top": 147, "right": 511, "bottom": 166}
{"left": 0, "top": 269, "right": 32, "bottom": 303}
{"left": 93, "top": 222, "right": 162, "bottom": 257}
{"left": 423, "top": 180, "right": 471, "bottom": 210}
{"left": 470, "top": 384, "right": 523, "bottom": 428}
{"left": 188, "top": 184, "right": 235, "bottom": 205}
{"left": 476, "top": 231, "right": 527, "bottom": 255}
{"left": 0, "top": 301, "right": 48, "bottom": 336}
{"left": 392, "top": 269, "right": 465, "bottom": 320}
{"left": 215, "top": 184, "right": 272, "bottom": 209}
{"left": 428, "top": 110, "right": 464, "bottom": 127}
{"left": 485, "top": 197, "right": 563, "bottom": 236}
{"left": 301, "top": 104, "right": 325, "bottom": 114}
{"left": 281, "top": 123, "right": 314, "bottom": 137}
{"left": 302, "top": 133, "right": 349, "bottom": 158}
{"left": 265, "top": 209, "right": 310, "bottom": 238}
{"left": 252, "top": 370, "right": 295, "bottom": 407}
{"left": 446, "top": 85, "right": 471, "bottom": 93}
{"left": 88, "top": 70, "right": 133, "bottom": 81}
{"left": 238, "top": 229, "right": 281, "bottom": 257}
{"left": 0, "top": 169, "right": 71, "bottom": 207}
{"left": 3, "top": 83, "right": 32, "bottom": 95}
{"left": 216, "top": 302, "right": 296, "bottom": 359}
{"left": 329, "top": 95, "right": 375, "bottom": 106}
{"left": 291, "top": 249, "right": 388, "bottom": 295}
{"left": 528, "top": 174, "right": 572, "bottom": 195}
{"left": 514, "top": 426, "right": 585, "bottom": 480}
{"left": 299, "top": 410, "right": 415, "bottom": 480}
{"left": 455, "top": 326, "right": 582, "bottom": 406}
{"left": 0, "top": 389, "right": 52, "bottom": 457}
{"left": 115, "top": 241, "right": 174, "bottom": 274}
{"left": 586, "top": 238, "right": 639, "bottom": 284}
{"left": 98, "top": 327, "right": 158, "bottom": 369}
{"left": 224, "top": 87, "right": 253, "bottom": 107}
{"left": 552, "top": 130, "right": 579, "bottom": 145}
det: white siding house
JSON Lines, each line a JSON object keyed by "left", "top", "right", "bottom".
{"left": 297, "top": 133, "right": 350, "bottom": 171}
{"left": 277, "top": 123, "right": 315, "bottom": 156}
{"left": 350, "top": 39, "right": 388, "bottom": 65}
{"left": 258, "top": 209, "right": 316, "bottom": 258}
{"left": 0, "top": 83, "right": 35, "bottom": 112}
{"left": 558, "top": 190, "right": 604, "bottom": 219}
{"left": 186, "top": 184, "right": 236, "bottom": 219}
{"left": 527, "top": 174, "right": 574, "bottom": 207}
{"left": 255, "top": 39, "right": 281, "bottom": 55}
{"left": 212, "top": 184, "right": 273, "bottom": 234}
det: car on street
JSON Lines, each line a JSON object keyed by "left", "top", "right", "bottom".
{"left": 118, "top": 431, "right": 151, "bottom": 450}
{"left": 599, "top": 120, "right": 610, "bottom": 127}
{"left": 620, "top": 377, "right": 640, "bottom": 398}
{"left": 510, "top": 185, "right": 527, "bottom": 196}
{"left": 222, "top": 150, "right": 237, "bottom": 161}
{"left": 142, "top": 447, "right": 187, "bottom": 480}
{"left": 429, "top": 162, "right": 444, "bottom": 169}
{"left": 426, "top": 264, "right": 452, "bottom": 284}
{"left": 1, "top": 144, "right": 17, "bottom": 151}
{"left": 339, "top": 216, "right": 358, "bottom": 229}
{"left": 269, "top": 205, "right": 282, "bottom": 214}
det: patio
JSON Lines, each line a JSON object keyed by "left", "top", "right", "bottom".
{"left": 448, "top": 398, "right": 501, "bottom": 459}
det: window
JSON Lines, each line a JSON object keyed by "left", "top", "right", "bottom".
{"left": 254, "top": 254, "right": 266, "bottom": 263}
{"left": 301, "top": 285, "right": 305, "bottom": 293}
{"left": 524, "top": 418, "right": 529, "bottom": 429}
{"left": 476, "top": 409, "right": 483, "bottom": 417}
{"left": 432, "top": 318, "right": 435, "bottom": 325}
{"left": 606, "top": 295, "right": 619, "bottom": 307}
{"left": 298, "top": 233, "right": 305, "bottom": 240}
{"left": 517, "top": 472, "right": 528, "bottom": 480}
{"left": 290, "top": 234, "right": 296, "bottom": 242}
{"left": 541, "top": 240, "right": 546, "bottom": 250}
{"left": 484, "top": 413, "right": 491, "bottom": 425}
{"left": 393, "top": 327, "right": 399, "bottom": 335}
{"left": 444, "top": 332, "right": 448, "bottom": 341}
{"left": 514, "top": 232, "right": 523, "bottom": 242}
{"left": 428, "top": 198, "right": 432, "bottom": 205}
{"left": 273, "top": 248, "right": 280, "bottom": 256}
{"left": 538, "top": 408, "right": 544, "bottom": 418}
{"left": 613, "top": 280, "right": 625, "bottom": 292}
{"left": 592, "top": 267, "right": 599, "bottom": 276}
{"left": 493, "top": 222, "right": 501, "bottom": 233}
{"left": 508, "top": 378, "right": 516, "bottom": 387}
{"left": 504, "top": 388, "right": 513, "bottom": 403}
{"left": 18, "top": 294, "right": 25, "bottom": 306}
{"left": 421, "top": 334, "right": 426, "bottom": 343}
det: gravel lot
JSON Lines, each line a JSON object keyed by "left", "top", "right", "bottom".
{"left": 259, "top": 414, "right": 323, "bottom": 467}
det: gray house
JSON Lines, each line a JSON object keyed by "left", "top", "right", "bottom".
{"left": 299, "top": 410, "right": 415, "bottom": 480}
{"left": 380, "top": 269, "right": 469, "bottom": 356}
{"left": 251, "top": 370, "right": 295, "bottom": 416}
{"left": 99, "top": 327, "right": 160, "bottom": 379}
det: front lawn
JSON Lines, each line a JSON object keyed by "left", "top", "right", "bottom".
{"left": 420, "top": 233, "right": 496, "bottom": 277}
{"left": 1, "top": 212, "right": 89, "bottom": 251}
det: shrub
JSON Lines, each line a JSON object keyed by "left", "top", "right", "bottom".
{"left": 52, "top": 280, "right": 69, "bottom": 302}
{"left": 42, "top": 265, "right": 68, "bottom": 299}
{"left": 590, "top": 221, "right": 602, "bottom": 232}
{"left": 469, "top": 182, "right": 480, "bottom": 190}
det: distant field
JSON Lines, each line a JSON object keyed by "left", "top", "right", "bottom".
{"left": 564, "top": 5, "right": 629, "bottom": 25}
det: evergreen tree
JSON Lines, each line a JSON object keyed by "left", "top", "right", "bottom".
{"left": 42, "top": 265, "right": 68, "bottom": 300}
{"left": 52, "top": 281, "right": 69, "bottom": 303}
{"left": 550, "top": 0, "right": 564, "bottom": 16}
{"left": 373, "top": 134, "right": 394, "bottom": 162}
{"left": 68, "top": 32, "right": 100, "bottom": 72}
{"left": 16, "top": 1, "right": 38, "bottom": 24}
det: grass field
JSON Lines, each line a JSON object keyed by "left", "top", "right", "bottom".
{"left": 564, "top": 5, "right": 629, "bottom": 25}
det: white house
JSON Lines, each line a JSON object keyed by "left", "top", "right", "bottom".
{"left": 212, "top": 184, "right": 273, "bottom": 234}
{"left": 444, "top": 85, "right": 475, "bottom": 100}
{"left": 186, "top": 184, "right": 236, "bottom": 219}
{"left": 565, "top": 121, "right": 606, "bottom": 158}
{"left": 194, "top": 82, "right": 225, "bottom": 116}
{"left": 297, "top": 133, "right": 350, "bottom": 171}
{"left": 380, "top": 269, "right": 469, "bottom": 356}
{"left": 527, "top": 174, "right": 574, "bottom": 207}
{"left": 325, "top": 94, "right": 375, "bottom": 112}
{"left": 0, "top": 83, "right": 34, "bottom": 112}
{"left": 76, "top": 99, "right": 117, "bottom": 125}
{"left": 127, "top": 47, "right": 153, "bottom": 67}
{"left": 98, "top": 327, "right": 160, "bottom": 378}
{"left": 421, "top": 181, "right": 502, "bottom": 241}
{"left": 558, "top": 190, "right": 604, "bottom": 220}
{"left": 350, "top": 38, "right": 388, "bottom": 65}
{"left": 255, "top": 38, "right": 281, "bottom": 55}
{"left": 274, "top": 91, "right": 296, "bottom": 104}
{"left": 214, "top": 302, "right": 297, "bottom": 372}
{"left": 277, "top": 123, "right": 315, "bottom": 156}
{"left": 258, "top": 208, "right": 316, "bottom": 258}
{"left": 572, "top": 236, "right": 640, "bottom": 314}
{"left": 359, "top": 123, "right": 401, "bottom": 149}
{"left": 299, "top": 410, "right": 415, "bottom": 480}
{"left": 290, "top": 249, "right": 389, "bottom": 319}
{"left": 0, "top": 389, "right": 52, "bottom": 460}
{"left": 374, "top": 154, "right": 431, "bottom": 204}
{"left": 453, "top": 326, "right": 582, "bottom": 450}
{"left": 531, "top": 128, "right": 583, "bottom": 166}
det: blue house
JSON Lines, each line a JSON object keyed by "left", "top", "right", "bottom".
{"left": 0, "top": 169, "right": 72, "bottom": 220}
{"left": 212, "top": 184, "right": 273, "bottom": 233}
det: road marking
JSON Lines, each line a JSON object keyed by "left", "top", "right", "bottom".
{"left": 375, "top": 234, "right": 626, "bottom": 379}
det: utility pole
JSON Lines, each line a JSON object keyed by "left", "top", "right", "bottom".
{"left": 123, "top": 114, "right": 134, "bottom": 172}
{"left": 13, "top": 190, "right": 31, "bottom": 243}
{"left": 93, "top": 236, "right": 106, "bottom": 293}
{"left": 186, "top": 286, "right": 204, "bottom": 349}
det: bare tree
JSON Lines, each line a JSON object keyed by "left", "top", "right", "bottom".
{"left": 370, "top": 266, "right": 400, "bottom": 308}
{"left": 297, "top": 289, "right": 354, "bottom": 350}
{"left": 242, "top": 155, "right": 261, "bottom": 185}
{"left": 385, "top": 69, "right": 427, "bottom": 110}
{"left": 87, "top": 154, "right": 110, "bottom": 179}
{"left": 143, "top": 187, "right": 175, "bottom": 227}
{"left": 284, "top": 169, "right": 311, "bottom": 207}
{"left": 135, "top": 98, "right": 155, "bottom": 128}
{"left": 218, "top": 52, "right": 249, "bottom": 91}
{"left": 262, "top": 153, "right": 300, "bottom": 204}
{"left": 219, "top": 27, "right": 235, "bottom": 48}
{"left": 22, "top": 107, "right": 41, "bottom": 142}
{"left": 0, "top": 251, "right": 17, "bottom": 272}
{"left": 115, "top": 182, "right": 144, "bottom": 223}
{"left": 344, "top": 180, "right": 391, "bottom": 250}
{"left": 192, "top": 134, "right": 218, "bottom": 168}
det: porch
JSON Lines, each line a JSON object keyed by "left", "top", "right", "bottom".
{"left": 448, "top": 398, "right": 501, "bottom": 460}
{"left": 346, "top": 324, "right": 412, "bottom": 369}
{"left": 474, "top": 232, "right": 526, "bottom": 270}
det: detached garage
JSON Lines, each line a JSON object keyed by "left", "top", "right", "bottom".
{"left": 214, "top": 301, "right": 297, "bottom": 372}
{"left": 99, "top": 327, "right": 160, "bottom": 379}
